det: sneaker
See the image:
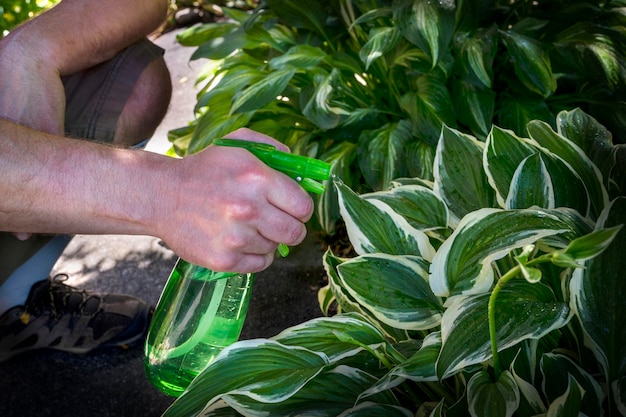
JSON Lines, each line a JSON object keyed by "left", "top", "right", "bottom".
{"left": 0, "top": 274, "right": 151, "bottom": 361}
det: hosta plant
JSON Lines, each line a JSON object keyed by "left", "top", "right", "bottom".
{"left": 170, "top": 0, "right": 626, "bottom": 234}
{"left": 161, "top": 109, "right": 625, "bottom": 417}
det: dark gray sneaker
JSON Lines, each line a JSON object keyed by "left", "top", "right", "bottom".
{"left": 0, "top": 274, "right": 151, "bottom": 361}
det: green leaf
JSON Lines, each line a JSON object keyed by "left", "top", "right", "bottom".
{"left": 511, "top": 353, "right": 547, "bottom": 415}
{"left": 337, "top": 254, "right": 443, "bottom": 330}
{"left": 434, "top": 126, "right": 496, "bottom": 223}
{"left": 177, "top": 22, "right": 238, "bottom": 47}
{"left": 231, "top": 68, "right": 296, "bottom": 114}
{"left": 499, "top": 30, "right": 557, "bottom": 98}
{"left": 269, "top": 44, "right": 328, "bottom": 70}
{"left": 393, "top": 0, "right": 455, "bottom": 68}
{"left": 361, "top": 333, "right": 441, "bottom": 403}
{"left": 563, "top": 225, "right": 622, "bottom": 262}
{"left": 450, "top": 78, "right": 496, "bottom": 138}
{"left": 556, "top": 109, "right": 616, "bottom": 190}
{"left": 335, "top": 181, "right": 436, "bottom": 259}
{"left": 363, "top": 184, "right": 448, "bottom": 231}
{"left": 359, "top": 26, "right": 402, "bottom": 69}
{"left": 188, "top": 106, "right": 253, "bottom": 155}
{"left": 454, "top": 27, "right": 497, "bottom": 88}
{"left": 570, "top": 197, "right": 626, "bottom": 385}
{"left": 437, "top": 280, "right": 570, "bottom": 379}
{"left": 505, "top": 153, "right": 555, "bottom": 210}
{"left": 467, "top": 370, "right": 520, "bottom": 417}
{"left": 358, "top": 120, "right": 412, "bottom": 191}
{"left": 163, "top": 340, "right": 330, "bottom": 417}
{"left": 338, "top": 402, "right": 413, "bottom": 417}
{"left": 614, "top": 376, "right": 626, "bottom": 416}
{"left": 267, "top": 0, "right": 326, "bottom": 34}
{"left": 545, "top": 375, "right": 584, "bottom": 417}
{"left": 272, "top": 313, "right": 387, "bottom": 362}
{"left": 540, "top": 353, "right": 605, "bottom": 416}
{"left": 430, "top": 208, "right": 581, "bottom": 298}
{"left": 400, "top": 74, "right": 456, "bottom": 146}
{"left": 496, "top": 96, "right": 554, "bottom": 137}
{"left": 303, "top": 69, "right": 349, "bottom": 130}
{"left": 226, "top": 365, "right": 401, "bottom": 416}
{"left": 527, "top": 120, "right": 609, "bottom": 219}
{"left": 484, "top": 125, "right": 589, "bottom": 214}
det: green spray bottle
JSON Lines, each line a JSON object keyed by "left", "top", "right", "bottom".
{"left": 144, "top": 139, "right": 332, "bottom": 397}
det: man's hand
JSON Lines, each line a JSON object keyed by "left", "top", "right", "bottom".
{"left": 153, "top": 129, "right": 314, "bottom": 273}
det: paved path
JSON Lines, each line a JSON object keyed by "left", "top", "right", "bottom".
{"left": 0, "top": 28, "right": 327, "bottom": 417}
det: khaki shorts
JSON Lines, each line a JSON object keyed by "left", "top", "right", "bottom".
{"left": 0, "top": 38, "right": 164, "bottom": 284}
{"left": 62, "top": 38, "right": 164, "bottom": 143}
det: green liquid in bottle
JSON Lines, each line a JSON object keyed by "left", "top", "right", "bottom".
{"left": 144, "top": 260, "right": 254, "bottom": 397}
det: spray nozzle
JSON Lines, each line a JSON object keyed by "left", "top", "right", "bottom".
{"left": 213, "top": 138, "right": 332, "bottom": 194}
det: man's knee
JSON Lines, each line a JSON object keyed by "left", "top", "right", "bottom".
{"left": 113, "top": 56, "right": 172, "bottom": 147}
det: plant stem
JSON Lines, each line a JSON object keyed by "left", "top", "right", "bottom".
{"left": 487, "top": 264, "right": 521, "bottom": 379}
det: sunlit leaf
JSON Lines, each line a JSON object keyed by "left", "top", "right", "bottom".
{"left": 163, "top": 340, "right": 330, "bottom": 417}
{"left": 429, "top": 208, "right": 582, "bottom": 298}
{"left": 363, "top": 184, "right": 448, "bottom": 231}
{"left": 335, "top": 181, "right": 436, "bottom": 259}
{"left": 437, "top": 280, "right": 570, "bottom": 379}
{"left": 434, "top": 126, "right": 496, "bottom": 224}
{"left": 337, "top": 254, "right": 443, "bottom": 330}
{"left": 231, "top": 68, "right": 296, "bottom": 114}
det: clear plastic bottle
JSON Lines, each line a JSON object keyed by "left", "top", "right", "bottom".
{"left": 144, "top": 259, "right": 254, "bottom": 397}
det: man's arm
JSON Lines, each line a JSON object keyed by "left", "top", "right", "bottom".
{"left": 0, "top": 0, "right": 168, "bottom": 133}
{"left": 0, "top": 120, "right": 314, "bottom": 273}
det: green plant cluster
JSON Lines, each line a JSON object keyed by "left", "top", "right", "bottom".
{"left": 163, "top": 109, "right": 625, "bottom": 417}
{"left": 0, "top": 0, "right": 58, "bottom": 35}
{"left": 171, "top": 0, "right": 626, "bottom": 235}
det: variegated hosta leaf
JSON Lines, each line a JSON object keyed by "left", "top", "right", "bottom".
{"left": 450, "top": 78, "right": 496, "bottom": 139}
{"left": 392, "top": 0, "right": 455, "bottom": 67}
{"left": 224, "top": 366, "right": 400, "bottom": 417}
{"left": 357, "top": 120, "right": 412, "bottom": 191}
{"left": 527, "top": 120, "right": 608, "bottom": 219}
{"left": 484, "top": 126, "right": 589, "bottom": 214}
{"left": 499, "top": 30, "right": 556, "bottom": 98}
{"left": 468, "top": 370, "right": 520, "bottom": 417}
{"left": 335, "top": 181, "right": 436, "bottom": 259}
{"left": 336, "top": 401, "right": 413, "bottom": 417}
{"left": 429, "top": 208, "right": 579, "bottom": 298}
{"left": 511, "top": 354, "right": 547, "bottom": 416}
{"left": 556, "top": 109, "right": 616, "bottom": 190}
{"left": 322, "top": 249, "right": 366, "bottom": 316}
{"left": 455, "top": 27, "right": 497, "bottom": 89}
{"left": 336, "top": 254, "right": 443, "bottom": 330}
{"left": 437, "top": 280, "right": 570, "bottom": 379}
{"left": 614, "top": 376, "right": 626, "bottom": 416}
{"left": 317, "top": 141, "right": 358, "bottom": 235}
{"left": 303, "top": 69, "right": 350, "bottom": 130}
{"left": 272, "top": 312, "right": 387, "bottom": 362}
{"left": 545, "top": 375, "right": 585, "bottom": 417}
{"left": 434, "top": 125, "right": 496, "bottom": 225}
{"left": 363, "top": 185, "right": 448, "bottom": 231}
{"left": 570, "top": 197, "right": 626, "bottom": 387}
{"left": 540, "top": 353, "right": 605, "bottom": 416}
{"left": 361, "top": 332, "right": 441, "bottom": 401}
{"left": 163, "top": 340, "right": 330, "bottom": 417}
{"left": 359, "top": 26, "right": 402, "bottom": 69}
{"left": 505, "top": 153, "right": 555, "bottom": 210}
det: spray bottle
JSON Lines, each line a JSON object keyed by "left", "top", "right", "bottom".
{"left": 144, "top": 139, "right": 332, "bottom": 397}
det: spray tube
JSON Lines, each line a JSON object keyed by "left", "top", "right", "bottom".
{"left": 144, "top": 139, "right": 332, "bottom": 397}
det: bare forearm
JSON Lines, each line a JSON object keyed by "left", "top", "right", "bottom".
{"left": 0, "top": 118, "right": 169, "bottom": 236}
{"left": 6, "top": 0, "right": 168, "bottom": 75}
